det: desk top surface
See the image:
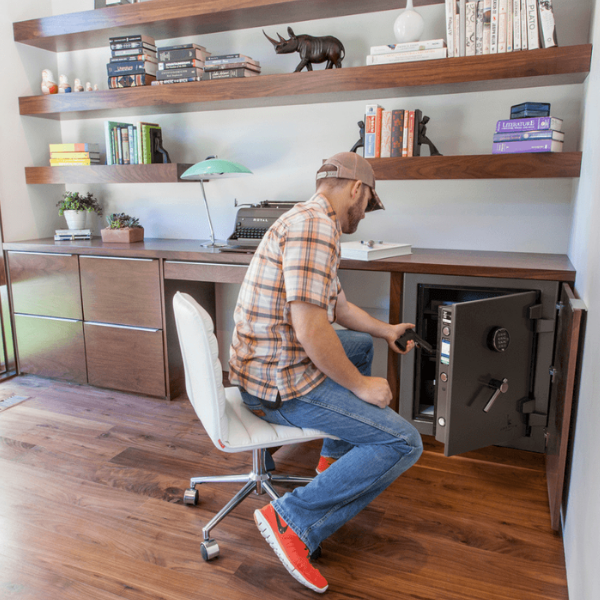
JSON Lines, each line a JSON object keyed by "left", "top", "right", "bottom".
{"left": 3, "top": 238, "right": 576, "bottom": 282}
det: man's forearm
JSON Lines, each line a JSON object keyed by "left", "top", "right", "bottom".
{"left": 336, "top": 300, "right": 390, "bottom": 339}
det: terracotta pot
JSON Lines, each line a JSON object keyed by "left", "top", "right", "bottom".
{"left": 101, "top": 227, "right": 144, "bottom": 243}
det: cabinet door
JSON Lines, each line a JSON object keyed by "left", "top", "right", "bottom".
{"left": 8, "top": 251, "right": 82, "bottom": 319}
{"left": 80, "top": 256, "right": 162, "bottom": 329}
{"left": 15, "top": 314, "right": 86, "bottom": 383}
{"left": 84, "top": 322, "right": 166, "bottom": 397}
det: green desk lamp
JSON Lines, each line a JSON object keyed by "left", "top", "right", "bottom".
{"left": 181, "top": 156, "right": 253, "bottom": 247}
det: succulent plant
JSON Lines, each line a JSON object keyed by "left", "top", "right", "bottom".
{"left": 106, "top": 213, "right": 142, "bottom": 229}
{"left": 56, "top": 191, "right": 102, "bottom": 216}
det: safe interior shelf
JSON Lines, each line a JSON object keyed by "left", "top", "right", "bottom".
{"left": 24, "top": 164, "right": 194, "bottom": 184}
{"left": 18, "top": 45, "right": 592, "bottom": 120}
{"left": 13, "top": 0, "right": 442, "bottom": 52}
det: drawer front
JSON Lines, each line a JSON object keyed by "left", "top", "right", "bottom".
{"left": 84, "top": 322, "right": 166, "bottom": 397}
{"left": 15, "top": 314, "right": 86, "bottom": 383}
{"left": 164, "top": 260, "right": 248, "bottom": 283}
{"left": 80, "top": 256, "right": 162, "bottom": 329}
{"left": 8, "top": 252, "right": 82, "bottom": 319}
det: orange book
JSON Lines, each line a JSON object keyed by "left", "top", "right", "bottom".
{"left": 407, "top": 110, "right": 415, "bottom": 157}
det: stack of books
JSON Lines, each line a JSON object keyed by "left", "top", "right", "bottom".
{"left": 202, "top": 54, "right": 261, "bottom": 80}
{"left": 107, "top": 34, "right": 157, "bottom": 89}
{"left": 366, "top": 39, "right": 447, "bottom": 66}
{"left": 445, "top": 0, "right": 557, "bottom": 58}
{"left": 364, "top": 104, "right": 423, "bottom": 158}
{"left": 493, "top": 110, "right": 564, "bottom": 154}
{"left": 153, "top": 43, "right": 211, "bottom": 85}
{"left": 104, "top": 120, "right": 163, "bottom": 165}
{"left": 54, "top": 228, "right": 92, "bottom": 241}
{"left": 49, "top": 143, "right": 100, "bottom": 166}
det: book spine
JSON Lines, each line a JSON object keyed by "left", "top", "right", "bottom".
{"left": 490, "top": 0, "right": 499, "bottom": 53}
{"left": 506, "top": 0, "right": 513, "bottom": 51}
{"left": 538, "top": 0, "right": 557, "bottom": 48}
{"left": 206, "top": 56, "right": 259, "bottom": 66}
{"left": 454, "top": 11, "right": 460, "bottom": 56}
{"left": 407, "top": 111, "right": 415, "bottom": 157}
{"left": 128, "top": 125, "right": 135, "bottom": 164}
{"left": 108, "top": 74, "right": 156, "bottom": 88}
{"left": 117, "top": 127, "right": 124, "bottom": 165}
{"left": 513, "top": 0, "right": 521, "bottom": 50}
{"left": 107, "top": 62, "right": 157, "bottom": 76}
{"left": 483, "top": 0, "right": 492, "bottom": 53}
{"left": 475, "top": 1, "right": 484, "bottom": 55}
{"left": 151, "top": 77, "right": 203, "bottom": 84}
{"left": 390, "top": 110, "right": 404, "bottom": 158}
{"left": 445, "top": 0, "right": 455, "bottom": 59}
{"left": 202, "top": 69, "right": 257, "bottom": 79}
{"left": 493, "top": 130, "right": 564, "bottom": 142}
{"left": 158, "top": 59, "right": 205, "bottom": 70}
{"left": 50, "top": 159, "right": 99, "bottom": 165}
{"left": 521, "top": 0, "right": 529, "bottom": 49}
{"left": 49, "top": 143, "right": 100, "bottom": 152}
{"left": 466, "top": 2, "right": 477, "bottom": 56}
{"left": 526, "top": 0, "right": 540, "bottom": 49}
{"left": 413, "top": 109, "right": 423, "bottom": 156}
{"left": 104, "top": 122, "right": 113, "bottom": 166}
{"left": 110, "top": 54, "right": 157, "bottom": 63}
{"left": 380, "top": 111, "right": 392, "bottom": 158}
{"left": 495, "top": 116, "right": 562, "bottom": 132}
{"left": 492, "top": 139, "right": 563, "bottom": 153}
{"left": 460, "top": 0, "right": 467, "bottom": 57}
{"left": 141, "top": 126, "right": 160, "bottom": 164}
{"left": 402, "top": 113, "right": 409, "bottom": 157}
{"left": 205, "top": 62, "right": 260, "bottom": 71}
{"left": 366, "top": 48, "right": 447, "bottom": 65}
{"left": 498, "top": 0, "right": 507, "bottom": 52}
{"left": 157, "top": 67, "right": 204, "bottom": 79}
{"left": 158, "top": 49, "right": 209, "bottom": 62}
{"left": 110, "top": 41, "right": 156, "bottom": 51}
{"left": 370, "top": 39, "right": 446, "bottom": 55}
{"left": 50, "top": 152, "right": 100, "bottom": 159}
{"left": 364, "top": 105, "right": 380, "bottom": 158}
{"left": 157, "top": 44, "right": 205, "bottom": 52}
{"left": 112, "top": 47, "right": 157, "bottom": 57}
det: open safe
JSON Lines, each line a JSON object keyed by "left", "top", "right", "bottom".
{"left": 399, "top": 273, "right": 565, "bottom": 457}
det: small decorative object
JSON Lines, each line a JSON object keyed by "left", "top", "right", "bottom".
{"left": 41, "top": 69, "right": 58, "bottom": 95}
{"left": 101, "top": 213, "right": 144, "bottom": 243}
{"left": 416, "top": 115, "right": 442, "bottom": 156}
{"left": 73, "top": 78, "right": 84, "bottom": 92}
{"left": 93, "top": 84, "right": 99, "bottom": 91}
{"left": 56, "top": 191, "right": 103, "bottom": 230}
{"left": 150, "top": 128, "right": 171, "bottom": 163}
{"left": 350, "top": 120, "right": 366, "bottom": 154}
{"left": 58, "top": 74, "right": 71, "bottom": 93}
{"left": 393, "top": 0, "right": 425, "bottom": 44}
{"left": 85, "top": 81, "right": 93, "bottom": 92}
{"left": 263, "top": 27, "right": 345, "bottom": 72}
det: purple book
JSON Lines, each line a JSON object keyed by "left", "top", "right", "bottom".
{"left": 492, "top": 139, "right": 564, "bottom": 154}
{"left": 495, "top": 116, "right": 563, "bottom": 133}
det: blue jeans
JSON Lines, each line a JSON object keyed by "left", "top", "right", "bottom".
{"left": 241, "top": 329, "right": 423, "bottom": 554}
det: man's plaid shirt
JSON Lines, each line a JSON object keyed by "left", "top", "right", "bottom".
{"left": 229, "top": 194, "right": 342, "bottom": 402}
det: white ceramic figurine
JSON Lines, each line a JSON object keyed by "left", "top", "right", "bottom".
{"left": 73, "top": 78, "right": 84, "bottom": 92}
{"left": 41, "top": 69, "right": 58, "bottom": 94}
{"left": 58, "top": 74, "right": 72, "bottom": 93}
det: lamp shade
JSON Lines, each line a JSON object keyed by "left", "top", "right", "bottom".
{"left": 181, "top": 158, "right": 253, "bottom": 180}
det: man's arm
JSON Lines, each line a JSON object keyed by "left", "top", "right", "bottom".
{"left": 289, "top": 301, "right": 394, "bottom": 408}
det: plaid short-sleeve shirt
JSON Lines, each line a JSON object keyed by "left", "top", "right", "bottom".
{"left": 229, "top": 194, "right": 342, "bottom": 402}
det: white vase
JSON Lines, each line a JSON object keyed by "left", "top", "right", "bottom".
{"left": 64, "top": 210, "right": 87, "bottom": 230}
{"left": 393, "top": 0, "right": 425, "bottom": 44}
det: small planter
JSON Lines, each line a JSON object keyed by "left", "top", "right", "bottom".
{"left": 101, "top": 227, "right": 144, "bottom": 243}
{"left": 64, "top": 210, "right": 87, "bottom": 230}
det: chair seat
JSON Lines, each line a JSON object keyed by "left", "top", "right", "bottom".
{"left": 220, "top": 387, "right": 337, "bottom": 453}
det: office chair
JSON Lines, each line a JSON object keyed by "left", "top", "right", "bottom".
{"left": 172, "top": 292, "right": 336, "bottom": 561}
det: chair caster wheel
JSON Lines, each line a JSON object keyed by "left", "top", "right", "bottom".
{"left": 183, "top": 488, "right": 198, "bottom": 505}
{"left": 310, "top": 545, "right": 322, "bottom": 560}
{"left": 201, "top": 539, "right": 220, "bottom": 561}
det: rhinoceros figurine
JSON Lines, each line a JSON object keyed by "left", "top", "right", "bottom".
{"left": 264, "top": 27, "right": 345, "bottom": 72}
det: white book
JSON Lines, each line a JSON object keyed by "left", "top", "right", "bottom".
{"left": 55, "top": 229, "right": 92, "bottom": 235}
{"left": 490, "top": 0, "right": 499, "bottom": 53}
{"left": 483, "top": 0, "right": 492, "bottom": 53}
{"left": 454, "top": 12, "right": 460, "bottom": 56}
{"left": 402, "top": 115, "right": 409, "bottom": 157}
{"left": 466, "top": 2, "right": 478, "bottom": 56}
{"left": 498, "top": 0, "right": 507, "bottom": 52}
{"left": 521, "top": 0, "right": 528, "bottom": 49}
{"left": 370, "top": 39, "right": 446, "bottom": 55}
{"left": 475, "top": 1, "right": 485, "bottom": 55}
{"left": 460, "top": 0, "right": 467, "bottom": 56}
{"left": 381, "top": 110, "right": 392, "bottom": 158}
{"left": 366, "top": 48, "right": 448, "bottom": 65}
{"left": 340, "top": 241, "right": 412, "bottom": 261}
{"left": 526, "top": 0, "right": 540, "bottom": 49}
{"left": 538, "top": 0, "right": 557, "bottom": 48}
{"left": 506, "top": 0, "right": 513, "bottom": 51}
{"left": 445, "top": 0, "right": 456, "bottom": 58}
{"left": 513, "top": 0, "right": 522, "bottom": 50}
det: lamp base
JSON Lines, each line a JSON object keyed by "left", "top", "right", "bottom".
{"left": 200, "top": 239, "right": 229, "bottom": 248}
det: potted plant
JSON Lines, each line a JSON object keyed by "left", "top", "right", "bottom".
{"left": 101, "top": 212, "right": 144, "bottom": 243}
{"left": 57, "top": 191, "right": 102, "bottom": 230}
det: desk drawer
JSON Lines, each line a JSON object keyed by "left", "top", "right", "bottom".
{"left": 84, "top": 322, "right": 165, "bottom": 397}
{"left": 164, "top": 261, "right": 247, "bottom": 283}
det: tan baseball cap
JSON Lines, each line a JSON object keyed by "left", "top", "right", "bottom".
{"left": 316, "top": 152, "right": 385, "bottom": 212}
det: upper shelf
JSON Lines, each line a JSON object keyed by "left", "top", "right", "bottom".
{"left": 18, "top": 45, "right": 592, "bottom": 120}
{"left": 13, "top": 0, "right": 442, "bottom": 52}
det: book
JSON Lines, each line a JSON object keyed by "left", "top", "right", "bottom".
{"left": 140, "top": 123, "right": 161, "bottom": 164}
{"left": 108, "top": 74, "right": 156, "bottom": 88}
{"left": 520, "top": 0, "right": 528, "bottom": 49}
{"left": 50, "top": 159, "right": 100, "bottom": 165}
{"left": 206, "top": 56, "right": 260, "bottom": 67}
{"left": 513, "top": 0, "right": 521, "bottom": 50}
{"left": 538, "top": 0, "right": 557, "bottom": 48}
{"left": 506, "top": 0, "right": 513, "bottom": 51}
{"left": 55, "top": 229, "right": 91, "bottom": 235}
{"left": 459, "top": 0, "right": 467, "bottom": 57}
{"left": 158, "top": 48, "right": 211, "bottom": 62}
{"left": 412, "top": 109, "right": 423, "bottom": 156}
{"left": 525, "top": 0, "right": 540, "bottom": 49}
{"left": 151, "top": 78, "right": 203, "bottom": 85}
{"left": 110, "top": 54, "right": 157, "bottom": 63}
{"left": 201, "top": 68, "right": 260, "bottom": 80}
{"left": 207, "top": 53, "right": 255, "bottom": 61}
{"left": 111, "top": 47, "right": 158, "bottom": 57}
{"left": 445, "top": 0, "right": 456, "bottom": 58}
{"left": 370, "top": 39, "right": 446, "bottom": 55}
{"left": 107, "top": 61, "right": 158, "bottom": 76}
{"left": 475, "top": 1, "right": 485, "bottom": 55}
{"left": 49, "top": 143, "right": 100, "bottom": 153}
{"left": 483, "top": 0, "right": 492, "bottom": 53}
{"left": 498, "top": 0, "right": 507, "bottom": 52}
{"left": 454, "top": 1, "right": 460, "bottom": 56}
{"left": 54, "top": 233, "right": 92, "bottom": 241}
{"left": 407, "top": 110, "right": 415, "bottom": 157}
{"left": 493, "top": 129, "right": 564, "bottom": 142}
{"left": 391, "top": 110, "right": 405, "bottom": 158}
{"left": 490, "top": 0, "right": 499, "bottom": 53}
{"left": 466, "top": 1, "right": 478, "bottom": 56}
{"left": 366, "top": 48, "right": 447, "bottom": 65}
{"left": 511, "top": 101, "right": 550, "bottom": 114}
{"left": 495, "top": 116, "right": 562, "bottom": 132}
{"left": 364, "top": 104, "right": 383, "bottom": 158}
{"left": 492, "top": 139, "right": 563, "bottom": 153}
{"left": 204, "top": 61, "right": 261, "bottom": 72}
{"left": 158, "top": 59, "right": 205, "bottom": 70}
{"left": 50, "top": 152, "right": 100, "bottom": 159}
{"left": 380, "top": 110, "right": 392, "bottom": 158}
{"left": 109, "top": 34, "right": 155, "bottom": 45}
{"left": 402, "top": 112, "right": 409, "bottom": 157}
{"left": 511, "top": 109, "right": 551, "bottom": 118}
{"left": 156, "top": 67, "right": 204, "bottom": 80}
{"left": 158, "top": 43, "right": 207, "bottom": 52}
{"left": 110, "top": 41, "right": 156, "bottom": 51}
{"left": 340, "top": 241, "right": 412, "bottom": 261}
{"left": 104, "top": 120, "right": 131, "bottom": 165}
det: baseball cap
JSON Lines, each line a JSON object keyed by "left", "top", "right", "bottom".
{"left": 316, "top": 152, "right": 385, "bottom": 212}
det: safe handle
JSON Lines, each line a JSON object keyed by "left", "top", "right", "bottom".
{"left": 483, "top": 378, "right": 509, "bottom": 413}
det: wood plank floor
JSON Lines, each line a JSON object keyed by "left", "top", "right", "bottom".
{"left": 0, "top": 375, "right": 568, "bottom": 600}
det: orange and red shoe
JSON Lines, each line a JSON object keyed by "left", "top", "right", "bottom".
{"left": 316, "top": 455, "right": 337, "bottom": 474}
{"left": 254, "top": 503, "right": 328, "bottom": 593}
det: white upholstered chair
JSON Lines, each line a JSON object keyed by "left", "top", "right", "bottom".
{"left": 172, "top": 292, "right": 335, "bottom": 561}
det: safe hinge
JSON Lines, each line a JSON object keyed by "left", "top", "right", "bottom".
{"left": 549, "top": 366, "right": 558, "bottom": 383}
{"left": 520, "top": 399, "right": 548, "bottom": 429}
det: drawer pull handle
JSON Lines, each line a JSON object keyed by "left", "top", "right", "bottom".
{"left": 85, "top": 321, "right": 160, "bottom": 333}
{"left": 10, "top": 251, "right": 73, "bottom": 257}
{"left": 81, "top": 256, "right": 153, "bottom": 262}
{"left": 164, "top": 261, "right": 247, "bottom": 268}
{"left": 15, "top": 313, "right": 79, "bottom": 323}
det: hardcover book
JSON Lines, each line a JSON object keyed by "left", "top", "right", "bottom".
{"left": 110, "top": 41, "right": 156, "bottom": 51}
{"left": 466, "top": 1, "right": 477, "bottom": 56}
{"left": 107, "top": 61, "right": 157, "bottom": 76}
{"left": 158, "top": 48, "right": 211, "bottom": 62}
{"left": 538, "top": 0, "right": 557, "bottom": 48}
{"left": 511, "top": 109, "right": 551, "bottom": 118}
{"left": 475, "top": 1, "right": 484, "bottom": 55}
{"left": 492, "top": 139, "right": 563, "bottom": 153}
{"left": 521, "top": 0, "right": 529, "bottom": 49}
{"left": 511, "top": 101, "right": 550, "bottom": 114}
{"left": 104, "top": 120, "right": 131, "bottom": 165}
{"left": 158, "top": 59, "right": 205, "bottom": 70}
{"left": 201, "top": 68, "right": 259, "bottom": 80}
{"left": 156, "top": 67, "right": 204, "bottom": 80}
{"left": 112, "top": 47, "right": 157, "bottom": 57}
{"left": 506, "top": 0, "right": 513, "bottom": 51}
{"left": 498, "top": 0, "right": 507, "bottom": 52}
{"left": 157, "top": 43, "right": 207, "bottom": 52}
{"left": 50, "top": 159, "right": 100, "bottom": 165}
{"left": 495, "top": 116, "right": 562, "bottom": 132}
{"left": 370, "top": 39, "right": 446, "bottom": 55}
{"left": 412, "top": 109, "right": 423, "bottom": 156}
{"left": 391, "top": 110, "right": 405, "bottom": 158}
{"left": 407, "top": 111, "right": 415, "bottom": 157}
{"left": 525, "top": 0, "right": 540, "bottom": 49}
{"left": 513, "top": 0, "right": 521, "bottom": 50}
{"left": 445, "top": 0, "right": 456, "bottom": 58}
{"left": 110, "top": 54, "right": 157, "bottom": 63}
{"left": 366, "top": 48, "right": 447, "bottom": 65}
{"left": 109, "top": 34, "right": 155, "bottom": 45}
{"left": 50, "top": 152, "right": 100, "bottom": 160}
{"left": 151, "top": 78, "right": 203, "bottom": 85}
{"left": 380, "top": 110, "right": 393, "bottom": 158}
{"left": 49, "top": 143, "right": 99, "bottom": 153}
{"left": 204, "top": 61, "right": 260, "bottom": 72}
{"left": 490, "top": 0, "right": 499, "bottom": 53}
{"left": 493, "top": 129, "right": 564, "bottom": 142}
{"left": 364, "top": 104, "right": 383, "bottom": 158}
{"left": 108, "top": 74, "right": 156, "bottom": 88}
{"left": 340, "top": 241, "right": 412, "bottom": 261}
{"left": 483, "top": 0, "right": 492, "bottom": 53}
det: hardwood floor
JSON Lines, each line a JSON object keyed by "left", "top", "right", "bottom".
{"left": 0, "top": 375, "right": 568, "bottom": 600}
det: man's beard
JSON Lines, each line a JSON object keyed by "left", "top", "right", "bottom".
{"left": 345, "top": 192, "right": 367, "bottom": 233}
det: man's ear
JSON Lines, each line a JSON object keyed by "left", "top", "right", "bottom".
{"left": 350, "top": 180, "right": 362, "bottom": 199}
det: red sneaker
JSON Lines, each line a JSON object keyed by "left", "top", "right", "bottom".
{"left": 316, "top": 455, "right": 337, "bottom": 474}
{"left": 254, "top": 503, "right": 328, "bottom": 593}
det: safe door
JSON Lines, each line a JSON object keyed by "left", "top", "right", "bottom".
{"left": 434, "top": 291, "right": 539, "bottom": 457}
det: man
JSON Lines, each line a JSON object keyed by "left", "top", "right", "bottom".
{"left": 229, "top": 152, "right": 423, "bottom": 593}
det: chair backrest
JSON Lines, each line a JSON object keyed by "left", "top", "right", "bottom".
{"left": 172, "top": 292, "right": 229, "bottom": 447}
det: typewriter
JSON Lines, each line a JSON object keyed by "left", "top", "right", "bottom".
{"left": 226, "top": 200, "right": 297, "bottom": 249}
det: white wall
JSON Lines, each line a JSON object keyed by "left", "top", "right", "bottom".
{"left": 563, "top": 1, "right": 600, "bottom": 599}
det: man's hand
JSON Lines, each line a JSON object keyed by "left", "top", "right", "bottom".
{"left": 386, "top": 322, "right": 416, "bottom": 355}
{"left": 353, "top": 376, "right": 393, "bottom": 408}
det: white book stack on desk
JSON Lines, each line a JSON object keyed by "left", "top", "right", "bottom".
{"left": 55, "top": 228, "right": 92, "bottom": 241}
{"left": 340, "top": 241, "right": 412, "bottom": 261}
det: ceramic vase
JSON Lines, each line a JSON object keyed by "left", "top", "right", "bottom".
{"left": 64, "top": 210, "right": 87, "bottom": 230}
{"left": 393, "top": 0, "right": 425, "bottom": 43}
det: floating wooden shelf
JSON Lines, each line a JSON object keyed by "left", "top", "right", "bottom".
{"left": 24, "top": 164, "right": 194, "bottom": 184}
{"left": 13, "top": 0, "right": 442, "bottom": 52}
{"left": 368, "top": 152, "right": 583, "bottom": 179}
{"left": 17, "top": 45, "right": 592, "bottom": 120}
